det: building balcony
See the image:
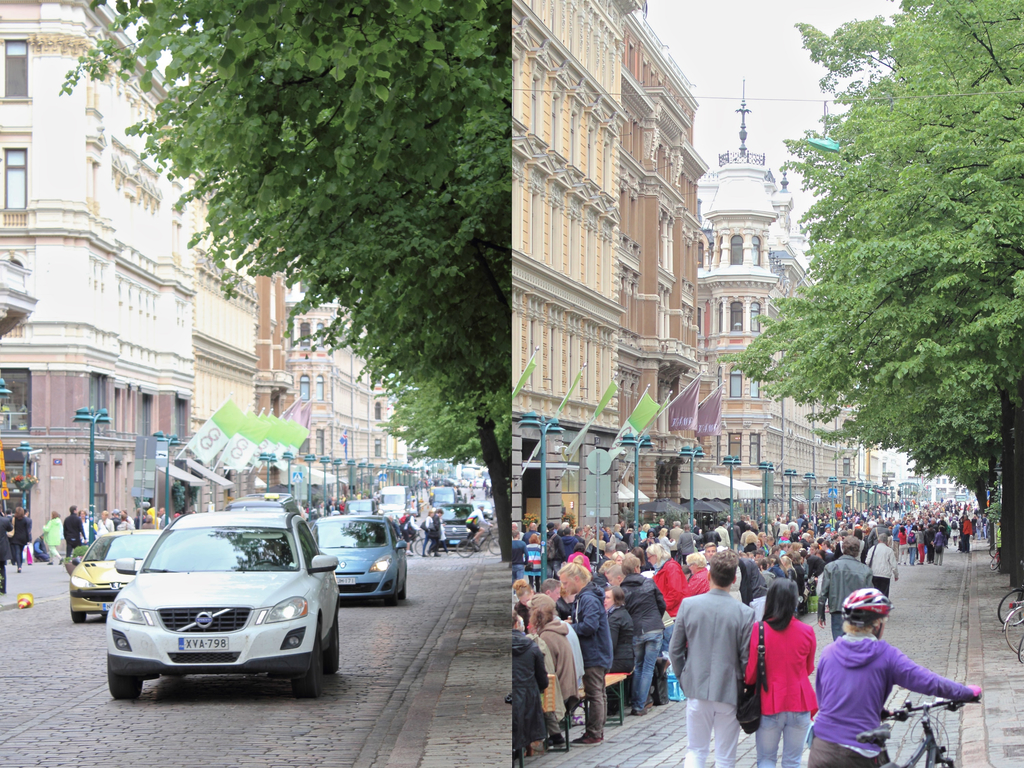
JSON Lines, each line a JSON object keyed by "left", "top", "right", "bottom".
{"left": 0, "top": 256, "right": 36, "bottom": 337}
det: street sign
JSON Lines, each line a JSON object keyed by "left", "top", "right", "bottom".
{"left": 291, "top": 470, "right": 304, "bottom": 484}
{"left": 828, "top": 487, "right": 838, "bottom": 498}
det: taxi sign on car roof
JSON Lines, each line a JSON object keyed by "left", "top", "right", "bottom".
{"left": 264, "top": 493, "right": 280, "bottom": 500}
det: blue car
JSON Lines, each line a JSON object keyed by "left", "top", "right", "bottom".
{"left": 313, "top": 515, "right": 408, "bottom": 607}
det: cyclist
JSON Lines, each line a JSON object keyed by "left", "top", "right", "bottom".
{"left": 809, "top": 588, "right": 980, "bottom": 767}
{"left": 466, "top": 505, "right": 488, "bottom": 547}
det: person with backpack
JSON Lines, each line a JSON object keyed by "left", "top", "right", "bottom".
{"left": 933, "top": 527, "right": 946, "bottom": 566}
{"left": 547, "top": 523, "right": 566, "bottom": 577}
{"left": 524, "top": 534, "right": 542, "bottom": 589}
{"left": 865, "top": 533, "right": 899, "bottom": 597}
{"left": 907, "top": 525, "right": 918, "bottom": 565}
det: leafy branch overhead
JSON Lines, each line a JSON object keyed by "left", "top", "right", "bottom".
{"left": 731, "top": 0, "right": 1024, "bottom": 484}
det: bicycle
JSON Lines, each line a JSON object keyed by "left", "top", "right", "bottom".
{"left": 855, "top": 696, "right": 980, "bottom": 767}
{"left": 1003, "top": 599, "right": 1024, "bottom": 654}
{"left": 456, "top": 528, "right": 501, "bottom": 557}
{"left": 990, "top": 549, "right": 1000, "bottom": 571}
{"left": 996, "top": 562, "right": 1024, "bottom": 625}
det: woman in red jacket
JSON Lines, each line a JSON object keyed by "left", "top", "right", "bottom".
{"left": 647, "top": 543, "right": 685, "bottom": 652}
{"left": 682, "top": 552, "right": 710, "bottom": 598}
{"left": 744, "top": 578, "right": 817, "bottom": 768}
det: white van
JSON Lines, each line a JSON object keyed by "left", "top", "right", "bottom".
{"left": 379, "top": 485, "right": 411, "bottom": 516}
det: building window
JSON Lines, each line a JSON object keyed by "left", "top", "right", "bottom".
{"left": 730, "top": 235, "right": 743, "bottom": 266}
{"left": 729, "top": 371, "right": 743, "bottom": 398}
{"left": 696, "top": 308, "right": 702, "bottom": 336}
{"left": 374, "top": 439, "right": 382, "bottom": 458}
{"left": 752, "top": 236, "right": 761, "bottom": 267}
{"left": 0, "top": 369, "right": 29, "bottom": 431}
{"left": 174, "top": 396, "right": 189, "bottom": 438}
{"left": 315, "top": 376, "right": 324, "bottom": 401}
{"left": 5, "top": 149, "right": 26, "bottom": 209}
{"left": 299, "top": 322, "right": 310, "bottom": 349}
{"left": 730, "top": 302, "right": 743, "bottom": 332}
{"left": 139, "top": 394, "right": 152, "bottom": 436}
{"left": 299, "top": 375, "right": 310, "bottom": 401}
{"left": 750, "top": 434, "right": 760, "bottom": 465}
{"left": 316, "top": 429, "right": 324, "bottom": 455}
{"left": 843, "top": 457, "right": 851, "bottom": 477}
{"left": 728, "top": 433, "right": 742, "bottom": 462}
{"left": 570, "top": 111, "right": 578, "bottom": 166}
{"left": 750, "top": 380, "right": 760, "bottom": 399}
{"left": 374, "top": 402, "right": 382, "bottom": 421}
{"left": 750, "top": 302, "right": 761, "bottom": 333}
{"left": 5, "top": 41, "right": 27, "bottom": 98}
{"left": 89, "top": 373, "right": 108, "bottom": 411}
{"left": 718, "top": 301, "right": 723, "bottom": 334}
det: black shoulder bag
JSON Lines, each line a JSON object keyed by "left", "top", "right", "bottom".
{"left": 737, "top": 622, "right": 768, "bottom": 734}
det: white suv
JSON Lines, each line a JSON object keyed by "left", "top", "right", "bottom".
{"left": 106, "top": 510, "right": 339, "bottom": 699}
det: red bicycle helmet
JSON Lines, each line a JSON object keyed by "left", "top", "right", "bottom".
{"left": 842, "top": 588, "right": 893, "bottom": 625}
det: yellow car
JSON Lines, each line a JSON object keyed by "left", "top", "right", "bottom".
{"left": 69, "top": 530, "right": 162, "bottom": 623}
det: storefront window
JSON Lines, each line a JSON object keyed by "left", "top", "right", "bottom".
{"left": 0, "top": 369, "right": 28, "bottom": 431}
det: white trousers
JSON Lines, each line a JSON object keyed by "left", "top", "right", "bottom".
{"left": 685, "top": 698, "right": 742, "bottom": 768}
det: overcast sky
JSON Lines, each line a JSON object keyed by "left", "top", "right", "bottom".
{"left": 644, "top": 0, "right": 895, "bottom": 223}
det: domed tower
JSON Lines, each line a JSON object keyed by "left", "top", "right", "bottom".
{"left": 696, "top": 95, "right": 779, "bottom": 486}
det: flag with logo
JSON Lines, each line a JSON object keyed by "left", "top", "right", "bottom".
{"left": 183, "top": 398, "right": 246, "bottom": 463}
{"left": 219, "top": 414, "right": 271, "bottom": 470}
{"left": 668, "top": 378, "right": 701, "bottom": 432}
{"left": 696, "top": 386, "right": 723, "bottom": 436}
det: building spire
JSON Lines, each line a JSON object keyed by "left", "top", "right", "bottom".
{"left": 736, "top": 80, "right": 751, "bottom": 154}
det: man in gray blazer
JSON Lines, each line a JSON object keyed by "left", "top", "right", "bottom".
{"left": 669, "top": 549, "right": 754, "bottom": 768}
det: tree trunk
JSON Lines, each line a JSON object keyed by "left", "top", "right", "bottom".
{"left": 478, "top": 416, "right": 511, "bottom": 562}
{"left": 1000, "top": 389, "right": 1017, "bottom": 586}
{"left": 974, "top": 474, "right": 988, "bottom": 537}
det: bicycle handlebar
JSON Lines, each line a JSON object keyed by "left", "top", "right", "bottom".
{"left": 881, "top": 696, "right": 980, "bottom": 722}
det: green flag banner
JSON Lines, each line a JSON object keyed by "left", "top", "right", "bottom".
{"left": 627, "top": 391, "right": 660, "bottom": 434}
{"left": 512, "top": 347, "right": 538, "bottom": 398}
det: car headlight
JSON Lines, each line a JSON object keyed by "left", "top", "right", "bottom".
{"left": 70, "top": 575, "right": 91, "bottom": 588}
{"left": 262, "top": 597, "right": 308, "bottom": 624}
{"left": 111, "top": 598, "right": 146, "bottom": 625}
{"left": 370, "top": 556, "right": 392, "bottom": 573}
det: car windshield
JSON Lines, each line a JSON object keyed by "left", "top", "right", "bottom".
{"left": 432, "top": 488, "right": 456, "bottom": 504}
{"left": 381, "top": 493, "right": 404, "bottom": 507}
{"left": 442, "top": 506, "right": 472, "bottom": 523}
{"left": 347, "top": 501, "right": 374, "bottom": 513}
{"left": 86, "top": 534, "right": 159, "bottom": 562}
{"left": 318, "top": 521, "right": 389, "bottom": 549}
{"left": 142, "top": 527, "right": 299, "bottom": 572}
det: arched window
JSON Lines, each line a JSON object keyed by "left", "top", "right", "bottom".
{"left": 697, "top": 242, "right": 704, "bottom": 268}
{"left": 718, "top": 301, "right": 724, "bottom": 333}
{"left": 752, "top": 236, "right": 761, "bottom": 267}
{"left": 315, "top": 375, "right": 324, "bottom": 401}
{"left": 730, "top": 235, "right": 743, "bottom": 266}
{"left": 299, "top": 375, "right": 310, "bottom": 401}
{"left": 750, "top": 302, "right": 761, "bottom": 333}
{"left": 316, "top": 322, "right": 325, "bottom": 350}
{"left": 730, "top": 302, "right": 744, "bottom": 332}
{"left": 374, "top": 402, "right": 382, "bottom": 421}
{"left": 750, "top": 380, "right": 760, "bottom": 398}
{"left": 299, "top": 322, "right": 310, "bottom": 349}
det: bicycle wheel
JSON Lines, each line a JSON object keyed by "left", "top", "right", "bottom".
{"left": 991, "top": 555, "right": 1000, "bottom": 571}
{"left": 1004, "top": 606, "right": 1024, "bottom": 653}
{"left": 1018, "top": 630, "right": 1024, "bottom": 664}
{"left": 487, "top": 534, "right": 501, "bottom": 555}
{"left": 997, "top": 589, "right": 1023, "bottom": 625}
{"left": 456, "top": 538, "right": 475, "bottom": 558}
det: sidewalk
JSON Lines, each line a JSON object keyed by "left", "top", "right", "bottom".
{"left": 0, "top": 555, "right": 71, "bottom": 611}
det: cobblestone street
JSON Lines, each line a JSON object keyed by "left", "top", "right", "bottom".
{"left": 527, "top": 541, "right": 1017, "bottom": 768}
{"left": 0, "top": 551, "right": 509, "bottom": 768}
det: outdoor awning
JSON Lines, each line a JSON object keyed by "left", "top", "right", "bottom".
{"left": 169, "top": 463, "right": 204, "bottom": 486}
{"left": 185, "top": 459, "right": 234, "bottom": 488}
{"left": 618, "top": 483, "right": 651, "bottom": 504}
{"left": 688, "top": 473, "right": 763, "bottom": 500}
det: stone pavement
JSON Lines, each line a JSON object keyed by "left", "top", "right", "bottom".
{"left": 0, "top": 553, "right": 71, "bottom": 610}
{"left": 526, "top": 541, "right": 1012, "bottom": 768}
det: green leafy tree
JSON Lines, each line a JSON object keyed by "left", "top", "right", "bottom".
{"left": 68, "top": 0, "right": 513, "bottom": 551}
{"left": 732, "top": 0, "right": 1024, "bottom": 583}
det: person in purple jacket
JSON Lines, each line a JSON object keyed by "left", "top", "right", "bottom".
{"left": 809, "top": 588, "right": 980, "bottom": 768}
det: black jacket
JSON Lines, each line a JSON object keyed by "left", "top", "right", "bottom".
{"left": 619, "top": 573, "right": 666, "bottom": 635}
{"left": 805, "top": 554, "right": 825, "bottom": 581}
{"left": 737, "top": 557, "right": 767, "bottom": 605}
{"left": 0, "top": 515, "right": 12, "bottom": 561}
{"left": 547, "top": 532, "right": 565, "bottom": 564}
{"left": 606, "top": 607, "right": 635, "bottom": 674}
{"left": 63, "top": 514, "right": 85, "bottom": 548}
{"left": 511, "top": 632, "right": 548, "bottom": 751}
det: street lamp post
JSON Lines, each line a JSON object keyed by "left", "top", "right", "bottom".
{"left": 724, "top": 455, "right": 741, "bottom": 548}
{"left": 759, "top": 461, "right": 774, "bottom": 531}
{"left": 518, "top": 412, "right": 563, "bottom": 582}
{"left": 347, "top": 459, "right": 356, "bottom": 500}
{"left": 333, "top": 459, "right": 343, "bottom": 512}
{"left": 320, "top": 456, "right": 331, "bottom": 509}
{"left": 827, "top": 476, "right": 838, "bottom": 530}
{"left": 784, "top": 469, "right": 798, "bottom": 521}
{"left": 679, "top": 444, "right": 705, "bottom": 530}
{"left": 282, "top": 451, "right": 295, "bottom": 496}
{"left": 304, "top": 454, "right": 317, "bottom": 512}
{"left": 804, "top": 472, "right": 816, "bottom": 524}
{"left": 259, "top": 452, "right": 276, "bottom": 492}
{"left": 16, "top": 440, "right": 32, "bottom": 516}
{"left": 357, "top": 462, "right": 366, "bottom": 496}
{"left": 152, "top": 432, "right": 181, "bottom": 527}
{"left": 621, "top": 432, "right": 652, "bottom": 543}
{"left": 74, "top": 407, "right": 112, "bottom": 542}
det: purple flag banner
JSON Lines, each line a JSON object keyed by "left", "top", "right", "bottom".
{"left": 695, "top": 387, "right": 723, "bottom": 436}
{"left": 668, "top": 379, "right": 701, "bottom": 432}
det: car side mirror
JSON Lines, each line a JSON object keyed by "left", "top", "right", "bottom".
{"left": 114, "top": 557, "right": 140, "bottom": 576}
{"left": 395, "top": 541, "right": 407, "bottom": 550}
{"left": 309, "top": 554, "right": 339, "bottom": 574}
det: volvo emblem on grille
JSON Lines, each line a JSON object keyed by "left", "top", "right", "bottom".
{"left": 195, "top": 611, "right": 214, "bottom": 629}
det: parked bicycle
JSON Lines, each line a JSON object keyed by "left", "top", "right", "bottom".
{"left": 996, "top": 562, "right": 1024, "bottom": 624}
{"left": 456, "top": 528, "right": 501, "bottom": 557}
{"left": 856, "top": 696, "right": 980, "bottom": 767}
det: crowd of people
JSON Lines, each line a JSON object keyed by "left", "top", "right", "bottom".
{"left": 512, "top": 502, "right": 985, "bottom": 767}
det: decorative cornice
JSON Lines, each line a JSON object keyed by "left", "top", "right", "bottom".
{"left": 29, "top": 34, "right": 91, "bottom": 58}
